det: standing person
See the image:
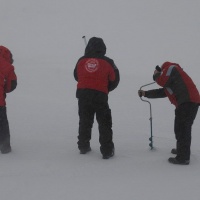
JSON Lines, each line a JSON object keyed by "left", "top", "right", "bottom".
{"left": 0, "top": 46, "right": 17, "bottom": 154}
{"left": 138, "top": 62, "right": 200, "bottom": 165}
{"left": 74, "top": 37, "right": 120, "bottom": 159}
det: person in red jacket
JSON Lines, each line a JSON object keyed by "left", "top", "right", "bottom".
{"left": 74, "top": 37, "right": 120, "bottom": 159}
{"left": 0, "top": 45, "right": 17, "bottom": 153}
{"left": 138, "top": 62, "right": 200, "bottom": 165}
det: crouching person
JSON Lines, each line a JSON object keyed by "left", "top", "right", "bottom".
{"left": 138, "top": 62, "right": 200, "bottom": 165}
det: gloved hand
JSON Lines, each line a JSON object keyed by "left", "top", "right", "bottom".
{"left": 138, "top": 90, "right": 145, "bottom": 97}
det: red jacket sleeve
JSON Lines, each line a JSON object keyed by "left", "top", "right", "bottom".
{"left": 4, "top": 65, "right": 17, "bottom": 93}
{"left": 107, "top": 60, "right": 120, "bottom": 92}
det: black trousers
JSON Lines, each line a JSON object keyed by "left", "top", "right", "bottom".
{"left": 0, "top": 107, "right": 10, "bottom": 144}
{"left": 77, "top": 90, "right": 114, "bottom": 155}
{"left": 174, "top": 102, "right": 199, "bottom": 160}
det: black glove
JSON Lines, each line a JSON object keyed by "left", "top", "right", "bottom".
{"left": 138, "top": 90, "right": 144, "bottom": 97}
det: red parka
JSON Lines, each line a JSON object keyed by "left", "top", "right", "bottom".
{"left": 75, "top": 57, "right": 119, "bottom": 94}
{"left": 155, "top": 62, "right": 200, "bottom": 107}
{"left": 74, "top": 37, "right": 119, "bottom": 96}
{"left": 0, "top": 46, "right": 17, "bottom": 106}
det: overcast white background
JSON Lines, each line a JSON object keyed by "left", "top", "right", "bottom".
{"left": 1, "top": 0, "right": 200, "bottom": 199}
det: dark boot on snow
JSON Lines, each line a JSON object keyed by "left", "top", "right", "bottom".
{"left": 102, "top": 149, "right": 114, "bottom": 159}
{"left": 171, "top": 148, "right": 177, "bottom": 154}
{"left": 0, "top": 141, "right": 11, "bottom": 154}
{"left": 80, "top": 146, "right": 91, "bottom": 154}
{"left": 168, "top": 157, "right": 189, "bottom": 165}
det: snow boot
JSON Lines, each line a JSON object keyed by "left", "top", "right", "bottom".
{"left": 171, "top": 148, "right": 177, "bottom": 154}
{"left": 0, "top": 142, "right": 11, "bottom": 154}
{"left": 102, "top": 149, "right": 114, "bottom": 159}
{"left": 80, "top": 146, "right": 91, "bottom": 154}
{"left": 168, "top": 157, "right": 189, "bottom": 165}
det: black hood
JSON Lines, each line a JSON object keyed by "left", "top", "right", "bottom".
{"left": 84, "top": 37, "right": 106, "bottom": 56}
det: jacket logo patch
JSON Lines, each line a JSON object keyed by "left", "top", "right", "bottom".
{"left": 85, "top": 59, "right": 99, "bottom": 72}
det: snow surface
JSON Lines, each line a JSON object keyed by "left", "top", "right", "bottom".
{"left": 1, "top": 0, "right": 200, "bottom": 199}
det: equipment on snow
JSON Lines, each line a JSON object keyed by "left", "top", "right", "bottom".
{"left": 139, "top": 82, "right": 155, "bottom": 149}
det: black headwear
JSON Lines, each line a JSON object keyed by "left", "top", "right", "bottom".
{"left": 84, "top": 37, "right": 106, "bottom": 56}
